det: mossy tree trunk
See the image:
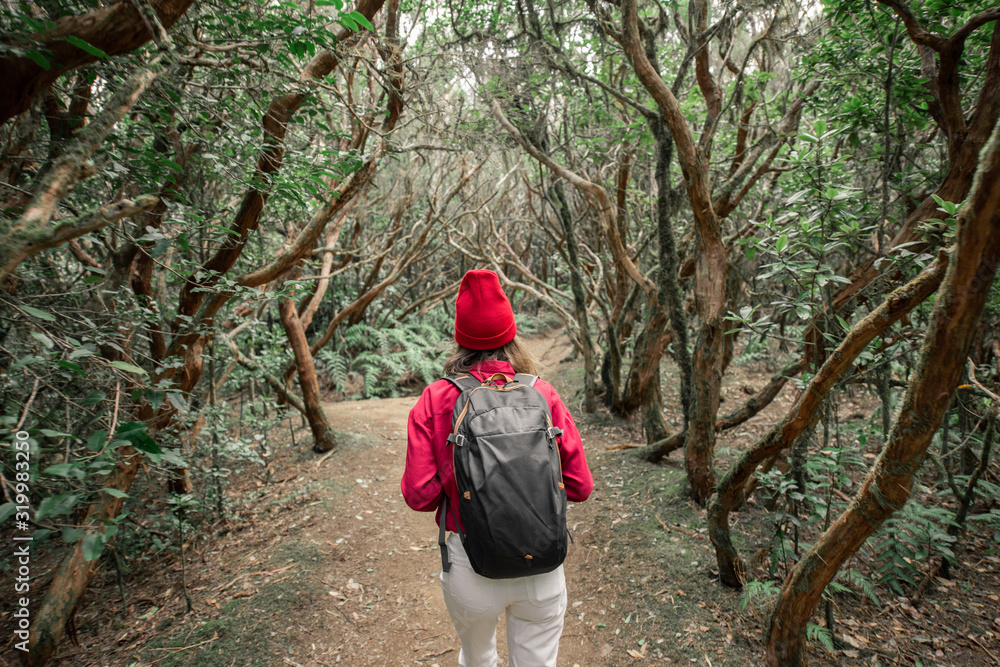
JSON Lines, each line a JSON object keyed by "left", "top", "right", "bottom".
{"left": 549, "top": 181, "right": 599, "bottom": 413}
{"left": 21, "top": 1, "right": 396, "bottom": 661}
{"left": 767, "top": 117, "right": 1000, "bottom": 666}
{"left": 706, "top": 254, "right": 948, "bottom": 588}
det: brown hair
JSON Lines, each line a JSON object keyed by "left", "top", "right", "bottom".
{"left": 443, "top": 336, "right": 539, "bottom": 376}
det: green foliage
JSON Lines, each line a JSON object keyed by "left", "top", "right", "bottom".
{"left": 806, "top": 623, "right": 835, "bottom": 653}
{"left": 739, "top": 579, "right": 780, "bottom": 612}
{"left": 870, "top": 494, "right": 958, "bottom": 595}
{"left": 828, "top": 568, "right": 881, "bottom": 608}
{"left": 969, "top": 507, "right": 1000, "bottom": 554}
{"left": 317, "top": 318, "right": 448, "bottom": 399}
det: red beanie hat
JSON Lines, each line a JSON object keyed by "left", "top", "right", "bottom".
{"left": 454, "top": 270, "right": 517, "bottom": 350}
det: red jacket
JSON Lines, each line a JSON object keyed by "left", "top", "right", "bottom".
{"left": 401, "top": 360, "right": 593, "bottom": 532}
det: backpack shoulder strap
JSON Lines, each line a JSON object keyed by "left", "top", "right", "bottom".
{"left": 512, "top": 373, "right": 539, "bottom": 387}
{"left": 443, "top": 374, "right": 482, "bottom": 392}
{"left": 512, "top": 374, "right": 562, "bottom": 438}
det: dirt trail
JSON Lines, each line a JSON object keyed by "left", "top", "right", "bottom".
{"left": 27, "top": 333, "right": 997, "bottom": 667}
{"left": 297, "top": 334, "right": 603, "bottom": 665}
{"left": 111, "top": 333, "right": 760, "bottom": 667}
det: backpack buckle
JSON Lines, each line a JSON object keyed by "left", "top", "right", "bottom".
{"left": 447, "top": 433, "right": 467, "bottom": 447}
{"left": 547, "top": 426, "right": 563, "bottom": 440}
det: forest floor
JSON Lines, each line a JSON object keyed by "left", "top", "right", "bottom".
{"left": 6, "top": 332, "right": 1000, "bottom": 667}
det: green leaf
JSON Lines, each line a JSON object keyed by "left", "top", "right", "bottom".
{"left": 348, "top": 11, "right": 375, "bottom": 31}
{"left": 44, "top": 463, "right": 77, "bottom": 477}
{"left": 100, "top": 488, "right": 129, "bottom": 499}
{"left": 36, "top": 493, "right": 80, "bottom": 519}
{"left": 151, "top": 237, "right": 172, "bottom": 258}
{"left": 117, "top": 423, "right": 161, "bottom": 455}
{"left": 110, "top": 360, "right": 147, "bottom": 375}
{"left": 775, "top": 234, "right": 788, "bottom": 253}
{"left": 32, "top": 528, "right": 56, "bottom": 542}
{"left": 931, "top": 194, "right": 957, "bottom": 216}
{"left": 21, "top": 305, "right": 56, "bottom": 321}
{"left": 167, "top": 393, "right": 188, "bottom": 413}
{"left": 82, "top": 391, "right": 106, "bottom": 405}
{"left": 31, "top": 331, "right": 54, "bottom": 348}
{"left": 814, "top": 119, "right": 827, "bottom": 135}
{"left": 64, "top": 35, "right": 110, "bottom": 58}
{"left": 62, "top": 526, "right": 86, "bottom": 543}
{"left": 69, "top": 346, "right": 95, "bottom": 360}
{"left": 58, "top": 360, "right": 85, "bottom": 376}
{"left": 0, "top": 502, "right": 16, "bottom": 525}
{"left": 87, "top": 429, "right": 108, "bottom": 452}
{"left": 25, "top": 49, "right": 51, "bottom": 70}
{"left": 148, "top": 390, "right": 165, "bottom": 412}
{"left": 11, "top": 355, "right": 44, "bottom": 371}
{"left": 161, "top": 448, "right": 187, "bottom": 468}
{"left": 82, "top": 533, "right": 105, "bottom": 561}
{"left": 39, "top": 428, "right": 73, "bottom": 438}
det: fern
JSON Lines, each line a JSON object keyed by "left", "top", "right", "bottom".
{"left": 322, "top": 319, "right": 448, "bottom": 398}
{"left": 828, "top": 569, "right": 881, "bottom": 607}
{"left": 343, "top": 323, "right": 377, "bottom": 347}
{"left": 870, "top": 497, "right": 957, "bottom": 595}
{"left": 739, "top": 579, "right": 780, "bottom": 612}
{"left": 363, "top": 369, "right": 380, "bottom": 397}
{"left": 806, "top": 623, "right": 835, "bottom": 653}
{"left": 317, "top": 349, "right": 349, "bottom": 391}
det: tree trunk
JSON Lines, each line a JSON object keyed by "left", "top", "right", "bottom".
{"left": 642, "top": 358, "right": 805, "bottom": 461}
{"left": 620, "top": 0, "right": 727, "bottom": 504}
{"left": 685, "top": 300, "right": 725, "bottom": 503}
{"left": 278, "top": 297, "right": 336, "bottom": 453}
{"left": 549, "top": 182, "right": 598, "bottom": 413}
{"left": 0, "top": 0, "right": 196, "bottom": 124}
{"left": 21, "top": 2, "right": 397, "bottom": 660}
{"left": 620, "top": 120, "right": 691, "bottom": 441}
{"left": 767, "top": 118, "right": 1000, "bottom": 666}
{"left": 652, "top": 121, "right": 692, "bottom": 431}
{"left": 707, "top": 253, "right": 948, "bottom": 588}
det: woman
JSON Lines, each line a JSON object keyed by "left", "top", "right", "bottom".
{"left": 401, "top": 269, "right": 593, "bottom": 667}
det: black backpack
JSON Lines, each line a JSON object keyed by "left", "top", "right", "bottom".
{"left": 438, "top": 372, "right": 569, "bottom": 579}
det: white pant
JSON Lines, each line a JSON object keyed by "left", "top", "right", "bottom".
{"left": 440, "top": 533, "right": 567, "bottom": 667}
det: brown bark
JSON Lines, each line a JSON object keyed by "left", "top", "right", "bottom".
{"left": 706, "top": 253, "right": 948, "bottom": 588}
{"left": 279, "top": 296, "right": 336, "bottom": 452}
{"left": 23, "top": 2, "right": 399, "bottom": 661}
{"left": 175, "top": 0, "right": 388, "bottom": 322}
{"left": 642, "top": 358, "right": 806, "bottom": 461}
{"left": 0, "top": 55, "right": 165, "bottom": 282}
{"left": 805, "top": 12, "right": 1000, "bottom": 363}
{"left": 0, "top": 0, "right": 196, "bottom": 123}
{"left": 766, "top": 118, "right": 1000, "bottom": 666}
{"left": 621, "top": 0, "right": 726, "bottom": 504}
{"left": 299, "top": 221, "right": 348, "bottom": 330}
